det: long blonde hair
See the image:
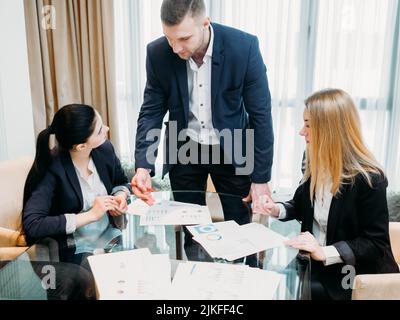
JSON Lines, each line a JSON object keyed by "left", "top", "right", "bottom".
{"left": 302, "top": 88, "right": 384, "bottom": 201}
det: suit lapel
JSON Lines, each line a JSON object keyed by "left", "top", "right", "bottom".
{"left": 326, "top": 185, "right": 347, "bottom": 245}
{"left": 91, "top": 149, "right": 113, "bottom": 194}
{"left": 301, "top": 180, "right": 315, "bottom": 233}
{"left": 211, "top": 23, "right": 225, "bottom": 111}
{"left": 174, "top": 56, "right": 189, "bottom": 124}
{"left": 60, "top": 151, "right": 83, "bottom": 210}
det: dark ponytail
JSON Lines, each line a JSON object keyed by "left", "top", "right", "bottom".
{"left": 23, "top": 104, "right": 97, "bottom": 206}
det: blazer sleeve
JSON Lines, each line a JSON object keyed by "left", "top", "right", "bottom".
{"left": 279, "top": 183, "right": 305, "bottom": 222}
{"left": 333, "top": 175, "right": 390, "bottom": 267}
{"left": 134, "top": 44, "right": 168, "bottom": 175}
{"left": 23, "top": 170, "right": 67, "bottom": 242}
{"left": 107, "top": 142, "right": 132, "bottom": 195}
{"left": 242, "top": 36, "right": 274, "bottom": 183}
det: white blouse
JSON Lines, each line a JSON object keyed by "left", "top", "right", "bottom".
{"left": 64, "top": 158, "right": 121, "bottom": 254}
{"left": 278, "top": 181, "right": 343, "bottom": 266}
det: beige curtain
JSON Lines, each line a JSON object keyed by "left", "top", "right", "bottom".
{"left": 23, "top": 0, "right": 120, "bottom": 152}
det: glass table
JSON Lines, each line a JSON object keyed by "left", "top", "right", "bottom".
{"left": 0, "top": 191, "right": 310, "bottom": 300}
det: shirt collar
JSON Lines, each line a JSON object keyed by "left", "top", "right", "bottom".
{"left": 205, "top": 24, "right": 214, "bottom": 58}
{"left": 88, "top": 158, "right": 96, "bottom": 173}
{"left": 188, "top": 24, "right": 214, "bottom": 69}
{"left": 74, "top": 157, "right": 96, "bottom": 180}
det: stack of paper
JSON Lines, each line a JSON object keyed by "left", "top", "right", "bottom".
{"left": 171, "top": 261, "right": 283, "bottom": 300}
{"left": 87, "top": 248, "right": 171, "bottom": 300}
{"left": 187, "top": 221, "right": 287, "bottom": 261}
{"left": 87, "top": 247, "right": 286, "bottom": 300}
{"left": 126, "top": 199, "right": 212, "bottom": 226}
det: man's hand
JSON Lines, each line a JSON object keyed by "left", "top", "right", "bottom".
{"left": 131, "top": 168, "right": 155, "bottom": 205}
{"left": 259, "top": 194, "right": 280, "bottom": 217}
{"left": 242, "top": 183, "right": 272, "bottom": 214}
{"left": 285, "top": 231, "right": 326, "bottom": 261}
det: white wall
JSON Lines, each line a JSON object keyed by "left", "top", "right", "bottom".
{"left": 0, "top": 0, "right": 35, "bottom": 161}
{"left": 0, "top": 80, "right": 7, "bottom": 160}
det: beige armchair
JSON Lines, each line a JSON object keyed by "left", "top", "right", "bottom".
{"left": 0, "top": 157, "right": 32, "bottom": 261}
{"left": 352, "top": 222, "right": 400, "bottom": 300}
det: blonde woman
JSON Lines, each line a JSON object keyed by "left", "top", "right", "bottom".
{"left": 261, "top": 89, "right": 399, "bottom": 300}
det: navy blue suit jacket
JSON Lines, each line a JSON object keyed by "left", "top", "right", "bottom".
{"left": 23, "top": 141, "right": 129, "bottom": 256}
{"left": 135, "top": 23, "right": 273, "bottom": 183}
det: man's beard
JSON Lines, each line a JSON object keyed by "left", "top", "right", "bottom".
{"left": 187, "top": 28, "right": 207, "bottom": 61}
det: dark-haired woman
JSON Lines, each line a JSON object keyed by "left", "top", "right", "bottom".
{"left": 23, "top": 104, "right": 131, "bottom": 265}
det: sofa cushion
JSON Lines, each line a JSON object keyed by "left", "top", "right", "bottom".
{"left": 0, "top": 247, "right": 28, "bottom": 261}
{"left": 0, "top": 157, "right": 32, "bottom": 232}
{"left": 389, "top": 222, "right": 400, "bottom": 264}
{"left": 352, "top": 273, "right": 400, "bottom": 300}
{"left": 0, "top": 227, "right": 26, "bottom": 247}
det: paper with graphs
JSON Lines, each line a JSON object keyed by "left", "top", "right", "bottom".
{"left": 188, "top": 221, "right": 287, "bottom": 261}
{"left": 136, "top": 200, "right": 212, "bottom": 226}
{"left": 171, "top": 261, "right": 283, "bottom": 300}
{"left": 87, "top": 249, "right": 172, "bottom": 300}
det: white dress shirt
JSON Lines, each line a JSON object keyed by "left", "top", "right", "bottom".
{"left": 186, "top": 25, "right": 220, "bottom": 145}
{"left": 65, "top": 158, "right": 121, "bottom": 254}
{"left": 278, "top": 180, "right": 344, "bottom": 266}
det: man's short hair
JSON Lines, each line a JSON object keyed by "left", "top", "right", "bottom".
{"left": 161, "top": 0, "right": 206, "bottom": 26}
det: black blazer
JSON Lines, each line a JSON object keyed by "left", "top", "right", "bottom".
{"left": 282, "top": 173, "right": 399, "bottom": 300}
{"left": 135, "top": 23, "right": 274, "bottom": 183}
{"left": 23, "top": 140, "right": 130, "bottom": 258}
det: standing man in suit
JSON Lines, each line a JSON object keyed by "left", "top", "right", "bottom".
{"left": 132, "top": 0, "right": 274, "bottom": 232}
